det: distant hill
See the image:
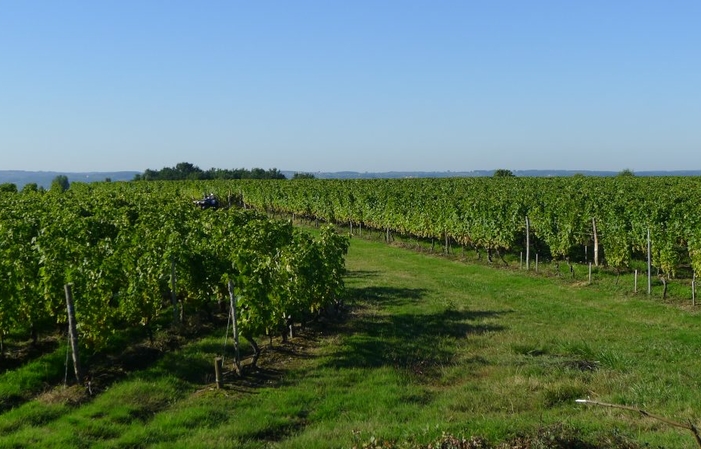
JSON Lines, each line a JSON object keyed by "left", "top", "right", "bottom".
{"left": 0, "top": 171, "right": 140, "bottom": 189}
{"left": 3, "top": 169, "right": 701, "bottom": 189}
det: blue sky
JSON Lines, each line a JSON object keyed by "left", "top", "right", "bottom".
{"left": 2, "top": 1, "right": 700, "bottom": 173}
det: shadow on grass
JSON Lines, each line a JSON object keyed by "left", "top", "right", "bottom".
{"left": 344, "top": 285, "right": 429, "bottom": 307}
{"left": 247, "top": 417, "right": 308, "bottom": 442}
{"left": 330, "top": 285, "right": 506, "bottom": 377}
{"left": 0, "top": 338, "right": 60, "bottom": 375}
{"left": 344, "top": 269, "right": 380, "bottom": 279}
{"left": 328, "top": 309, "right": 505, "bottom": 373}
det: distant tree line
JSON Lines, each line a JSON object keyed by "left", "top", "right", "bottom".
{"left": 0, "top": 176, "right": 69, "bottom": 194}
{"left": 133, "top": 162, "right": 287, "bottom": 181}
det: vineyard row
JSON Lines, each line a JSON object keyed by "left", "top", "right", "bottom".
{"left": 224, "top": 176, "right": 701, "bottom": 279}
{"left": 0, "top": 182, "right": 348, "bottom": 362}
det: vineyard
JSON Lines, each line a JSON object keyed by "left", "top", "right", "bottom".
{"left": 4, "top": 175, "right": 697, "bottom": 358}
{"left": 3, "top": 176, "right": 701, "bottom": 447}
{"left": 0, "top": 181, "right": 348, "bottom": 368}
{"left": 229, "top": 176, "right": 701, "bottom": 279}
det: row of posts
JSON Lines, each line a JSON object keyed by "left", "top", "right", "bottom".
{"left": 63, "top": 273, "right": 243, "bottom": 390}
{"left": 215, "top": 280, "right": 241, "bottom": 389}
{"left": 522, "top": 218, "right": 696, "bottom": 301}
{"left": 63, "top": 221, "right": 697, "bottom": 388}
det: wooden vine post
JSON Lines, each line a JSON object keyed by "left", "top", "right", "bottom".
{"left": 647, "top": 228, "right": 652, "bottom": 296}
{"left": 592, "top": 218, "right": 599, "bottom": 267}
{"left": 525, "top": 216, "right": 530, "bottom": 271}
{"left": 228, "top": 280, "right": 241, "bottom": 374}
{"left": 588, "top": 263, "right": 592, "bottom": 284}
{"left": 214, "top": 357, "right": 223, "bottom": 389}
{"left": 64, "top": 284, "right": 82, "bottom": 385}
{"left": 693, "top": 272, "right": 697, "bottom": 307}
{"left": 170, "top": 256, "right": 179, "bottom": 325}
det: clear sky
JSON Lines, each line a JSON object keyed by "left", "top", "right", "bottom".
{"left": 2, "top": 1, "right": 700, "bottom": 173}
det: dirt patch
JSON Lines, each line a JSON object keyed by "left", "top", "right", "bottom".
{"left": 37, "top": 384, "right": 90, "bottom": 406}
{"left": 565, "top": 359, "right": 599, "bottom": 372}
{"left": 214, "top": 328, "right": 324, "bottom": 393}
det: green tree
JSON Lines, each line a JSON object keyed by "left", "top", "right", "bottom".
{"left": 0, "top": 183, "right": 17, "bottom": 193}
{"left": 617, "top": 168, "right": 635, "bottom": 177}
{"left": 175, "top": 162, "right": 204, "bottom": 179}
{"left": 293, "top": 172, "right": 316, "bottom": 179}
{"left": 50, "top": 175, "right": 70, "bottom": 192}
{"left": 493, "top": 169, "right": 515, "bottom": 177}
{"left": 21, "top": 183, "right": 39, "bottom": 193}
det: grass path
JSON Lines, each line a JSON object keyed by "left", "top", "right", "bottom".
{"left": 2, "top": 236, "right": 701, "bottom": 448}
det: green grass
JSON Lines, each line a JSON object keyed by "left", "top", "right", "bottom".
{"left": 2, "top": 236, "right": 701, "bottom": 447}
{"left": 0, "top": 347, "right": 68, "bottom": 413}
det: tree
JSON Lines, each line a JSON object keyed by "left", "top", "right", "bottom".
{"left": 493, "top": 169, "right": 515, "bottom": 177}
{"left": 266, "top": 168, "right": 286, "bottom": 180}
{"left": 0, "top": 183, "right": 17, "bottom": 193}
{"left": 175, "top": 162, "right": 204, "bottom": 179}
{"left": 293, "top": 172, "right": 316, "bottom": 180}
{"left": 617, "top": 168, "right": 635, "bottom": 177}
{"left": 21, "top": 183, "right": 39, "bottom": 193}
{"left": 50, "top": 175, "right": 70, "bottom": 192}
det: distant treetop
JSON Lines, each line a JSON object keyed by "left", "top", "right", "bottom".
{"left": 0, "top": 183, "right": 18, "bottom": 193}
{"left": 493, "top": 169, "right": 515, "bottom": 177}
{"left": 617, "top": 168, "right": 635, "bottom": 177}
{"left": 50, "top": 175, "right": 70, "bottom": 192}
{"left": 133, "top": 163, "right": 287, "bottom": 181}
{"left": 292, "top": 172, "right": 316, "bottom": 179}
{"left": 21, "top": 183, "right": 41, "bottom": 193}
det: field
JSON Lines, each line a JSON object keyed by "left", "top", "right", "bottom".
{"left": 2, "top": 231, "right": 701, "bottom": 448}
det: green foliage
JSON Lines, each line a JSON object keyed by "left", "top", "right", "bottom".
{"left": 293, "top": 172, "right": 316, "bottom": 179}
{"left": 618, "top": 168, "right": 635, "bottom": 177}
{"left": 232, "top": 176, "right": 701, "bottom": 277}
{"left": 0, "top": 183, "right": 17, "bottom": 193}
{"left": 493, "top": 169, "right": 515, "bottom": 177}
{"left": 20, "top": 183, "right": 40, "bottom": 193}
{"left": 0, "top": 182, "right": 348, "bottom": 350}
{"left": 50, "top": 175, "right": 70, "bottom": 192}
{"left": 134, "top": 162, "right": 287, "bottom": 181}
